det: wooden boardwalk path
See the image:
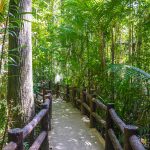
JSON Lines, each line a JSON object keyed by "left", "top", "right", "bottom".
{"left": 3, "top": 85, "right": 146, "bottom": 150}
{"left": 49, "top": 98, "right": 105, "bottom": 150}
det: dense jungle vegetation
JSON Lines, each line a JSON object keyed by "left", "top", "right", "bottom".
{"left": 0, "top": 0, "right": 150, "bottom": 149}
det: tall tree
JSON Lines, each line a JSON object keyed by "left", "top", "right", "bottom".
{"left": 7, "top": 0, "right": 34, "bottom": 127}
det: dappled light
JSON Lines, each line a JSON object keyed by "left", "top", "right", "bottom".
{"left": 49, "top": 98, "right": 104, "bottom": 150}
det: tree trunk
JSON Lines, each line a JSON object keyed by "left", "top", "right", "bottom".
{"left": 110, "top": 27, "right": 115, "bottom": 101}
{"left": 8, "top": 0, "right": 35, "bottom": 128}
{"left": 99, "top": 31, "right": 106, "bottom": 71}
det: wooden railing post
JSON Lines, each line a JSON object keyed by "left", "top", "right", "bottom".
{"left": 48, "top": 80, "right": 51, "bottom": 91}
{"left": 56, "top": 83, "right": 59, "bottom": 98}
{"left": 66, "top": 85, "right": 70, "bottom": 102}
{"left": 8, "top": 128, "right": 23, "bottom": 150}
{"left": 48, "top": 83, "right": 52, "bottom": 120}
{"left": 44, "top": 94, "right": 52, "bottom": 128}
{"left": 124, "top": 125, "right": 138, "bottom": 150}
{"left": 105, "top": 103, "right": 115, "bottom": 150}
{"left": 41, "top": 103, "right": 50, "bottom": 150}
{"left": 42, "top": 87, "right": 46, "bottom": 102}
{"left": 50, "top": 96, "right": 52, "bottom": 120}
{"left": 90, "top": 96, "right": 96, "bottom": 128}
{"left": 81, "top": 88, "right": 86, "bottom": 115}
{"left": 72, "top": 87, "right": 77, "bottom": 107}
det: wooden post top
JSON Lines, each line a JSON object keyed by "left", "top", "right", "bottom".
{"left": 107, "top": 103, "right": 115, "bottom": 109}
{"left": 124, "top": 125, "right": 138, "bottom": 135}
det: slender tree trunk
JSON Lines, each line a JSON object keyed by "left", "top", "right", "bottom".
{"left": 136, "top": 29, "right": 142, "bottom": 68}
{"left": 99, "top": 31, "right": 106, "bottom": 71}
{"left": 98, "top": 30, "right": 106, "bottom": 95}
{"left": 111, "top": 27, "right": 115, "bottom": 101}
{"left": 86, "top": 31, "right": 90, "bottom": 92}
{"left": 8, "top": 0, "right": 35, "bottom": 128}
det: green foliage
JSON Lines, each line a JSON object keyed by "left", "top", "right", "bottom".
{"left": 0, "top": 75, "right": 7, "bottom": 146}
{"left": 0, "top": 99, "right": 7, "bottom": 132}
{"left": 32, "top": 1, "right": 150, "bottom": 146}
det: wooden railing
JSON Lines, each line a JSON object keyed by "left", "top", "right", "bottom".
{"left": 56, "top": 84, "right": 146, "bottom": 150}
{"left": 3, "top": 86, "right": 52, "bottom": 150}
{"left": 4, "top": 82, "right": 145, "bottom": 150}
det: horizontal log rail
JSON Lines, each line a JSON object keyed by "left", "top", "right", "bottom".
{"left": 92, "top": 112, "right": 106, "bottom": 127}
{"left": 94, "top": 98, "right": 107, "bottom": 111}
{"left": 108, "top": 129, "right": 123, "bottom": 150}
{"left": 3, "top": 142, "right": 17, "bottom": 150}
{"left": 83, "top": 103, "right": 90, "bottom": 112}
{"left": 130, "top": 135, "right": 146, "bottom": 150}
{"left": 23, "top": 108, "right": 48, "bottom": 139}
{"left": 109, "top": 108, "right": 126, "bottom": 133}
{"left": 29, "top": 131, "right": 47, "bottom": 150}
{"left": 57, "top": 84, "right": 146, "bottom": 150}
{"left": 3, "top": 83, "right": 52, "bottom": 150}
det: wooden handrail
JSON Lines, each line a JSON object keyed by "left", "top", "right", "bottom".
{"left": 23, "top": 108, "right": 48, "bottom": 139}
{"left": 130, "top": 135, "right": 145, "bottom": 150}
{"left": 3, "top": 83, "right": 52, "bottom": 150}
{"left": 108, "top": 129, "right": 123, "bottom": 150}
{"left": 92, "top": 112, "right": 106, "bottom": 127}
{"left": 29, "top": 131, "right": 47, "bottom": 150}
{"left": 93, "top": 99, "right": 107, "bottom": 111}
{"left": 3, "top": 142, "right": 17, "bottom": 150}
{"left": 58, "top": 85, "right": 146, "bottom": 150}
{"left": 109, "top": 108, "right": 126, "bottom": 133}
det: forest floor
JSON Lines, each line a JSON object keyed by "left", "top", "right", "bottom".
{"left": 49, "top": 98, "right": 105, "bottom": 150}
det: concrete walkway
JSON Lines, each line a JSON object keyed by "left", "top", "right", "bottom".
{"left": 49, "top": 98, "right": 105, "bottom": 150}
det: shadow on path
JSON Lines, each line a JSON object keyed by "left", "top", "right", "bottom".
{"left": 49, "top": 98, "right": 105, "bottom": 150}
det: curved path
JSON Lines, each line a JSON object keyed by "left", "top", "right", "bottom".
{"left": 49, "top": 98, "right": 105, "bottom": 150}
